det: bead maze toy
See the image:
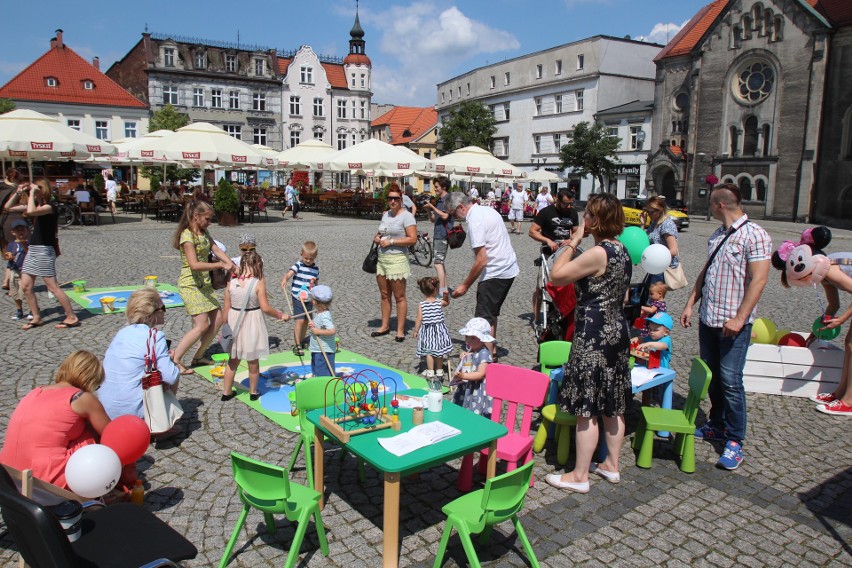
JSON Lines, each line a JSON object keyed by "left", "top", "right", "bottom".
{"left": 318, "top": 369, "right": 402, "bottom": 443}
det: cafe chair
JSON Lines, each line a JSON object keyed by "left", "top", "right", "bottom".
{"left": 457, "top": 364, "right": 549, "bottom": 491}
{"left": 0, "top": 466, "right": 197, "bottom": 568}
{"left": 435, "top": 460, "right": 540, "bottom": 568}
{"left": 538, "top": 340, "right": 571, "bottom": 404}
{"left": 287, "top": 377, "right": 364, "bottom": 484}
{"left": 220, "top": 452, "right": 328, "bottom": 568}
{"left": 249, "top": 200, "right": 269, "bottom": 223}
{"left": 632, "top": 357, "right": 712, "bottom": 473}
{"left": 78, "top": 201, "right": 100, "bottom": 226}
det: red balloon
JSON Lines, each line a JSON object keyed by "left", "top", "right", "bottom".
{"left": 100, "top": 415, "right": 150, "bottom": 465}
{"left": 777, "top": 333, "right": 807, "bottom": 347}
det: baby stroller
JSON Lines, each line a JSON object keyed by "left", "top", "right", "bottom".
{"left": 534, "top": 245, "right": 577, "bottom": 343}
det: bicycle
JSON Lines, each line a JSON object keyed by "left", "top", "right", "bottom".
{"left": 57, "top": 202, "right": 78, "bottom": 228}
{"left": 410, "top": 231, "right": 433, "bottom": 267}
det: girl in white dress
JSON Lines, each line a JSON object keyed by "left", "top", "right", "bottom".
{"left": 221, "top": 251, "right": 289, "bottom": 401}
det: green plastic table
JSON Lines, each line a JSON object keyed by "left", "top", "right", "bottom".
{"left": 307, "top": 390, "right": 508, "bottom": 568}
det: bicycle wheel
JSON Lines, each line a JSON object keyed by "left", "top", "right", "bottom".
{"left": 412, "top": 236, "right": 433, "bottom": 267}
{"left": 58, "top": 205, "right": 76, "bottom": 228}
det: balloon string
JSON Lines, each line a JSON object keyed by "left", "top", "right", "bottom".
{"left": 814, "top": 284, "right": 826, "bottom": 317}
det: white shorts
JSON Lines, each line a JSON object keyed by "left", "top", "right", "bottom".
{"left": 508, "top": 208, "right": 524, "bottom": 221}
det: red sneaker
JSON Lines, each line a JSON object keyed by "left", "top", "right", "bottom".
{"left": 816, "top": 399, "right": 852, "bottom": 416}
{"left": 810, "top": 392, "right": 836, "bottom": 403}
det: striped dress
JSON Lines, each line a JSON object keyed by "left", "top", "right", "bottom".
{"left": 416, "top": 300, "right": 452, "bottom": 356}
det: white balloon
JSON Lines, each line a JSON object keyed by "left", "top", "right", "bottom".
{"left": 641, "top": 244, "right": 672, "bottom": 274}
{"left": 65, "top": 444, "right": 121, "bottom": 498}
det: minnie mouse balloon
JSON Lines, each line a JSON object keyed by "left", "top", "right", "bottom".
{"left": 640, "top": 244, "right": 672, "bottom": 274}
{"left": 785, "top": 245, "right": 831, "bottom": 286}
{"left": 65, "top": 444, "right": 121, "bottom": 498}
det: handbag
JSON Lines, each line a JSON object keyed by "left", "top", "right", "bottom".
{"left": 362, "top": 242, "right": 379, "bottom": 274}
{"left": 141, "top": 328, "right": 184, "bottom": 434}
{"left": 446, "top": 225, "right": 466, "bottom": 249}
{"left": 664, "top": 263, "right": 688, "bottom": 291}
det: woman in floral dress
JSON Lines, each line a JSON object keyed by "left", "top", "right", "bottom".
{"left": 171, "top": 200, "right": 235, "bottom": 374}
{"left": 544, "top": 193, "right": 632, "bottom": 493}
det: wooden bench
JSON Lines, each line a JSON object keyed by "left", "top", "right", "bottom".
{"left": 743, "top": 334, "right": 843, "bottom": 397}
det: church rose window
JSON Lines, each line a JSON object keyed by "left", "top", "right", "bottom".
{"left": 734, "top": 61, "right": 773, "bottom": 104}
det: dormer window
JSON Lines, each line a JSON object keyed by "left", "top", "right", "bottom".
{"left": 194, "top": 51, "right": 206, "bottom": 69}
{"left": 403, "top": 129, "right": 412, "bottom": 138}
{"left": 163, "top": 47, "right": 175, "bottom": 67}
{"left": 83, "top": 80, "right": 94, "bottom": 90}
{"left": 46, "top": 77, "right": 58, "bottom": 87}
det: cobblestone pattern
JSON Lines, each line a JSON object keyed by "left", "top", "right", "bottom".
{"left": 0, "top": 211, "right": 849, "bottom": 566}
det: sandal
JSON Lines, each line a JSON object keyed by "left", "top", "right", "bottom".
{"left": 292, "top": 345, "right": 305, "bottom": 357}
{"left": 21, "top": 321, "right": 44, "bottom": 331}
{"left": 190, "top": 357, "right": 215, "bottom": 367}
{"left": 221, "top": 391, "right": 238, "bottom": 401}
{"left": 54, "top": 320, "right": 81, "bottom": 329}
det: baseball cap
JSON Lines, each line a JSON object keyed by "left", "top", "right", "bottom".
{"left": 11, "top": 219, "right": 28, "bottom": 230}
{"left": 458, "top": 317, "right": 495, "bottom": 343}
{"left": 647, "top": 312, "right": 673, "bottom": 330}
{"left": 310, "top": 284, "right": 332, "bottom": 303}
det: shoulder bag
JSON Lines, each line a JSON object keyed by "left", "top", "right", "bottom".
{"left": 362, "top": 242, "right": 379, "bottom": 274}
{"left": 446, "top": 224, "right": 466, "bottom": 249}
{"left": 664, "top": 262, "right": 688, "bottom": 291}
{"left": 142, "top": 328, "right": 184, "bottom": 434}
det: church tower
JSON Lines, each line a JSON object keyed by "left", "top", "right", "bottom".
{"left": 343, "top": 0, "right": 371, "bottom": 93}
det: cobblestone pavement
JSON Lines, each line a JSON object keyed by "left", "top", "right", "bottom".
{"left": 0, "top": 209, "right": 849, "bottom": 567}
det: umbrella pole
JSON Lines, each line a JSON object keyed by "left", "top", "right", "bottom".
{"left": 27, "top": 157, "right": 33, "bottom": 183}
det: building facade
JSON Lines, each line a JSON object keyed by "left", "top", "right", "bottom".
{"left": 594, "top": 100, "right": 654, "bottom": 198}
{"left": 435, "top": 36, "right": 662, "bottom": 200}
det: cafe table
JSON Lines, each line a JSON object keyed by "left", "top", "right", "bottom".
{"left": 307, "top": 389, "right": 507, "bottom": 568}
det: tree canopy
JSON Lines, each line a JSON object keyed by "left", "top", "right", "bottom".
{"left": 438, "top": 101, "right": 497, "bottom": 156}
{"left": 558, "top": 121, "right": 620, "bottom": 191}
{"left": 142, "top": 104, "right": 198, "bottom": 187}
{"left": 0, "top": 99, "right": 15, "bottom": 114}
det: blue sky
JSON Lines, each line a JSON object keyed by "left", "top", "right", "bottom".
{"left": 1, "top": 0, "right": 709, "bottom": 107}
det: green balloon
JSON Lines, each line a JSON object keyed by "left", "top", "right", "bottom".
{"left": 617, "top": 226, "right": 650, "bottom": 265}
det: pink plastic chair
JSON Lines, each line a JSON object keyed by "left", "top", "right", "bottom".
{"left": 456, "top": 364, "right": 550, "bottom": 491}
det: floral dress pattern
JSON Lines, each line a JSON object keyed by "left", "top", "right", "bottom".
{"left": 559, "top": 240, "right": 632, "bottom": 418}
{"left": 178, "top": 229, "right": 220, "bottom": 316}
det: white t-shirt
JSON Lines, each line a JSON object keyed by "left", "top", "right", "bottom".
{"left": 469, "top": 187, "right": 479, "bottom": 199}
{"left": 486, "top": 190, "right": 496, "bottom": 199}
{"left": 154, "top": 189, "right": 170, "bottom": 201}
{"left": 535, "top": 192, "right": 553, "bottom": 213}
{"left": 510, "top": 189, "right": 527, "bottom": 209}
{"left": 105, "top": 179, "right": 117, "bottom": 198}
{"left": 465, "top": 204, "right": 520, "bottom": 281}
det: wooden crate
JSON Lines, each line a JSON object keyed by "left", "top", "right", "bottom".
{"left": 743, "top": 334, "right": 843, "bottom": 397}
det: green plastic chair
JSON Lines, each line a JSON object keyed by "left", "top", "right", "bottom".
{"left": 538, "top": 341, "right": 571, "bottom": 404}
{"left": 632, "top": 358, "right": 712, "bottom": 473}
{"left": 220, "top": 452, "right": 329, "bottom": 568}
{"left": 434, "top": 460, "right": 540, "bottom": 568}
{"left": 287, "top": 377, "right": 365, "bottom": 483}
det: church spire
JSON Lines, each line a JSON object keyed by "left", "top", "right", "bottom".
{"left": 344, "top": 0, "right": 371, "bottom": 66}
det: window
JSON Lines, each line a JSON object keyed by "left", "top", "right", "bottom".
{"left": 163, "top": 48, "right": 175, "bottom": 67}
{"left": 351, "top": 74, "right": 356, "bottom": 88}
{"left": 490, "top": 75, "right": 495, "bottom": 89}
{"left": 83, "top": 81, "right": 93, "bottom": 90}
{"left": 360, "top": 100, "right": 367, "bottom": 119}
{"left": 730, "top": 126, "right": 740, "bottom": 156}
{"left": 337, "top": 132, "right": 346, "bottom": 150}
{"left": 449, "top": 90, "right": 453, "bottom": 102}
{"left": 46, "top": 77, "right": 58, "bottom": 87}
{"left": 313, "top": 97, "right": 324, "bottom": 117}
{"left": 576, "top": 54, "right": 584, "bottom": 70}
{"left": 536, "top": 64, "right": 542, "bottom": 79}
{"left": 503, "top": 103, "right": 510, "bottom": 121}
{"left": 674, "top": 92, "right": 689, "bottom": 111}
{"left": 337, "top": 100, "right": 347, "bottom": 118}
{"left": 301, "top": 65, "right": 313, "bottom": 84}
{"left": 739, "top": 177, "right": 753, "bottom": 201}
{"left": 124, "top": 121, "right": 137, "bottom": 138}
{"left": 555, "top": 94, "right": 563, "bottom": 114}
{"left": 229, "top": 90, "right": 240, "bottom": 110}
{"left": 351, "top": 100, "right": 356, "bottom": 117}
{"left": 313, "top": 128, "right": 324, "bottom": 142}
{"left": 290, "top": 130, "right": 301, "bottom": 148}
{"left": 535, "top": 97, "right": 542, "bottom": 116}
{"left": 534, "top": 135, "right": 542, "bottom": 154}
{"left": 162, "top": 85, "right": 178, "bottom": 105}
{"left": 194, "top": 52, "right": 205, "bottom": 69}
{"left": 95, "top": 121, "right": 109, "bottom": 140}
{"left": 555, "top": 60, "right": 562, "bottom": 75}
{"left": 223, "top": 125, "right": 242, "bottom": 140}
{"left": 253, "top": 128, "right": 267, "bottom": 146}
{"left": 762, "top": 124, "right": 771, "bottom": 156}
{"left": 608, "top": 127, "right": 619, "bottom": 139}
{"left": 457, "top": 86, "right": 461, "bottom": 98}
{"left": 193, "top": 88, "right": 204, "bottom": 107}
{"left": 576, "top": 90, "right": 584, "bottom": 111}
{"left": 554, "top": 133, "right": 562, "bottom": 151}
{"left": 225, "top": 54, "right": 237, "bottom": 72}
{"left": 66, "top": 119, "right": 80, "bottom": 130}
{"left": 734, "top": 60, "right": 774, "bottom": 104}
{"left": 494, "top": 137, "right": 509, "bottom": 157}
{"left": 211, "top": 89, "right": 222, "bottom": 108}
{"left": 755, "top": 179, "right": 767, "bottom": 201}
{"left": 351, "top": 133, "right": 356, "bottom": 147}
{"left": 289, "top": 96, "right": 301, "bottom": 116}
{"left": 629, "top": 126, "right": 642, "bottom": 150}
{"left": 504, "top": 72, "right": 510, "bottom": 86}
{"left": 743, "top": 116, "right": 759, "bottom": 156}
{"left": 253, "top": 92, "right": 266, "bottom": 111}
{"left": 466, "top": 83, "right": 470, "bottom": 95}
{"left": 254, "top": 58, "right": 265, "bottom": 75}
{"left": 361, "top": 74, "right": 366, "bottom": 88}
{"left": 441, "top": 92, "right": 445, "bottom": 104}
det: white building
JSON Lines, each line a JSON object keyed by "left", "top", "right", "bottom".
{"left": 436, "top": 35, "right": 662, "bottom": 199}
{"left": 594, "top": 100, "right": 654, "bottom": 198}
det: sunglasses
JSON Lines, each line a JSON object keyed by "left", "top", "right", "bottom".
{"left": 387, "top": 196, "right": 401, "bottom": 202}
{"left": 240, "top": 246, "right": 256, "bottom": 251}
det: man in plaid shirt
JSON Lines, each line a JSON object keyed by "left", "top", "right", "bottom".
{"left": 680, "top": 184, "right": 772, "bottom": 470}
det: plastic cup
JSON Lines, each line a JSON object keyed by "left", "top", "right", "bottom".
{"left": 100, "top": 296, "right": 117, "bottom": 313}
{"left": 72, "top": 280, "right": 86, "bottom": 293}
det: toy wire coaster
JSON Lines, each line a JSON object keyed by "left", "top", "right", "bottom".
{"left": 318, "top": 369, "right": 403, "bottom": 443}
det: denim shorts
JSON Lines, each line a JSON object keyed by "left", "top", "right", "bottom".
{"left": 433, "top": 239, "right": 449, "bottom": 265}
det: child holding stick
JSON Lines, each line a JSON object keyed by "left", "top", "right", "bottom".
{"left": 306, "top": 285, "right": 337, "bottom": 378}
{"left": 281, "top": 241, "right": 319, "bottom": 356}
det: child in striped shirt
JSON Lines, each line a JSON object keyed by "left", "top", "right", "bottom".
{"left": 281, "top": 241, "right": 319, "bottom": 357}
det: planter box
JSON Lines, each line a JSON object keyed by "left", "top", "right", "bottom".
{"left": 743, "top": 333, "right": 843, "bottom": 397}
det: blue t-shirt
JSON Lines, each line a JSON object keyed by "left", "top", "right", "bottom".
{"left": 289, "top": 260, "right": 319, "bottom": 299}
{"left": 433, "top": 194, "right": 454, "bottom": 240}
{"left": 6, "top": 241, "right": 26, "bottom": 271}
{"left": 656, "top": 336, "right": 673, "bottom": 369}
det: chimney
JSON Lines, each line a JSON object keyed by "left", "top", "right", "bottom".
{"left": 55, "top": 29, "right": 64, "bottom": 49}
{"left": 50, "top": 37, "right": 57, "bottom": 49}
{"left": 92, "top": 56, "right": 100, "bottom": 70}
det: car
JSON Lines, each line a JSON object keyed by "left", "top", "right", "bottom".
{"left": 621, "top": 197, "right": 690, "bottom": 230}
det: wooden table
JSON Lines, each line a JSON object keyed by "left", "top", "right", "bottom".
{"left": 307, "top": 390, "right": 507, "bottom": 568}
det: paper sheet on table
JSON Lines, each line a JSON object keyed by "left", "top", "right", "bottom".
{"left": 377, "top": 421, "right": 461, "bottom": 456}
{"left": 631, "top": 366, "right": 663, "bottom": 388}
{"left": 395, "top": 394, "right": 425, "bottom": 409}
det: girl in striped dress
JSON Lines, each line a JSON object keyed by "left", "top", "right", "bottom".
{"left": 414, "top": 277, "right": 452, "bottom": 379}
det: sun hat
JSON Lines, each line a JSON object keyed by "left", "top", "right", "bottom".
{"left": 239, "top": 233, "right": 257, "bottom": 247}
{"left": 647, "top": 312, "right": 673, "bottom": 330}
{"left": 310, "top": 284, "right": 332, "bottom": 303}
{"left": 458, "top": 317, "right": 496, "bottom": 343}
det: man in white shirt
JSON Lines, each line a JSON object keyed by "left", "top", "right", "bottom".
{"left": 508, "top": 184, "right": 528, "bottom": 234}
{"left": 445, "top": 192, "right": 519, "bottom": 361}
{"left": 468, "top": 186, "right": 479, "bottom": 200}
{"left": 153, "top": 187, "right": 170, "bottom": 202}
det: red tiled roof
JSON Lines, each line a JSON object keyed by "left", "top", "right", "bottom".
{"left": 277, "top": 58, "right": 348, "bottom": 90}
{"left": 655, "top": 0, "right": 728, "bottom": 61}
{"left": 0, "top": 42, "right": 146, "bottom": 108}
{"left": 343, "top": 53, "right": 372, "bottom": 66}
{"left": 372, "top": 106, "right": 437, "bottom": 145}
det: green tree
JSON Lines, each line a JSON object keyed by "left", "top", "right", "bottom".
{"left": 559, "top": 121, "right": 620, "bottom": 192}
{"left": 438, "top": 101, "right": 497, "bottom": 155}
{"left": 140, "top": 104, "right": 199, "bottom": 185}
{"left": 0, "top": 99, "right": 15, "bottom": 114}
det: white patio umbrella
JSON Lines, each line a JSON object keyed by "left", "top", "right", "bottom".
{"left": 524, "top": 169, "right": 563, "bottom": 183}
{"left": 276, "top": 139, "right": 334, "bottom": 170}
{"left": 0, "top": 109, "right": 116, "bottom": 180}
{"left": 138, "top": 122, "right": 265, "bottom": 168}
{"left": 321, "top": 138, "right": 432, "bottom": 174}
{"left": 432, "top": 146, "right": 524, "bottom": 178}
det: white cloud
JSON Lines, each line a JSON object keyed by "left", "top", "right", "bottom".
{"left": 639, "top": 21, "right": 689, "bottom": 45}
